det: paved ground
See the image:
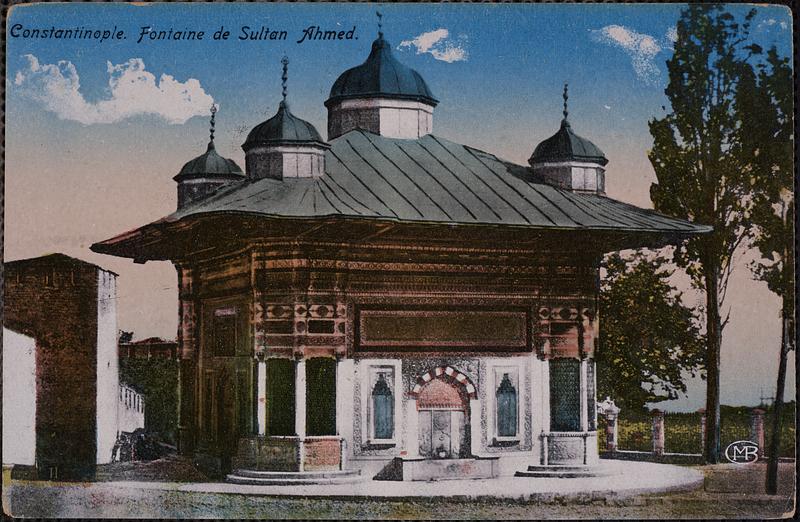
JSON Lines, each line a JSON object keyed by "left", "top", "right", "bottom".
{"left": 2, "top": 462, "right": 795, "bottom": 519}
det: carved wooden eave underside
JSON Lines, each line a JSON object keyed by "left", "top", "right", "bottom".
{"left": 90, "top": 212, "right": 707, "bottom": 264}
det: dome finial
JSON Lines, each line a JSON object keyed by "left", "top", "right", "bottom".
{"left": 208, "top": 104, "right": 217, "bottom": 149}
{"left": 281, "top": 55, "right": 289, "bottom": 105}
{"left": 377, "top": 11, "right": 383, "bottom": 38}
{"left": 562, "top": 83, "right": 569, "bottom": 126}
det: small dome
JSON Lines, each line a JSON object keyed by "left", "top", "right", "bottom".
{"left": 243, "top": 101, "right": 327, "bottom": 149}
{"left": 173, "top": 142, "right": 244, "bottom": 181}
{"left": 325, "top": 36, "right": 438, "bottom": 107}
{"left": 529, "top": 120, "right": 608, "bottom": 166}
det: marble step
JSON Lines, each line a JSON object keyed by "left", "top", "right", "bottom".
{"left": 515, "top": 465, "right": 612, "bottom": 478}
{"left": 226, "top": 468, "right": 362, "bottom": 485}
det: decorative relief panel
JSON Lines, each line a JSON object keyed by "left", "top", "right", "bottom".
{"left": 260, "top": 302, "right": 345, "bottom": 340}
{"left": 536, "top": 302, "right": 597, "bottom": 359}
{"left": 401, "top": 357, "right": 480, "bottom": 399}
{"left": 356, "top": 307, "right": 531, "bottom": 352}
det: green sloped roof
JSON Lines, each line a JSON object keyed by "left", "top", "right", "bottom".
{"left": 165, "top": 130, "right": 707, "bottom": 235}
{"left": 92, "top": 130, "right": 709, "bottom": 260}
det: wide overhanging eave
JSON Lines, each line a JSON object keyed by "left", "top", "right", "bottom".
{"left": 90, "top": 212, "right": 711, "bottom": 263}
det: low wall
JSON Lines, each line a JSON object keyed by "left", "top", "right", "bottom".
{"left": 304, "top": 437, "right": 341, "bottom": 470}
{"left": 600, "top": 450, "right": 704, "bottom": 465}
{"left": 233, "top": 436, "right": 343, "bottom": 472}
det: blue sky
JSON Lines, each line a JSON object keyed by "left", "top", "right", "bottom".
{"left": 5, "top": 3, "right": 794, "bottom": 410}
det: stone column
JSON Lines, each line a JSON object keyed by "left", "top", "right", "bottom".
{"left": 750, "top": 408, "right": 766, "bottom": 457}
{"left": 295, "top": 359, "right": 307, "bottom": 471}
{"left": 405, "top": 398, "right": 420, "bottom": 457}
{"left": 605, "top": 410, "right": 618, "bottom": 452}
{"left": 698, "top": 408, "right": 706, "bottom": 453}
{"left": 469, "top": 398, "right": 481, "bottom": 457}
{"left": 256, "top": 359, "right": 267, "bottom": 436}
{"left": 540, "top": 357, "right": 551, "bottom": 466}
{"left": 579, "top": 358, "right": 589, "bottom": 432}
{"left": 652, "top": 410, "right": 665, "bottom": 457}
{"left": 335, "top": 359, "right": 354, "bottom": 466}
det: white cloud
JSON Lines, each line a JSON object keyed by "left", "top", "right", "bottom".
{"left": 591, "top": 25, "right": 663, "bottom": 85}
{"left": 398, "top": 28, "right": 468, "bottom": 63}
{"left": 758, "top": 18, "right": 789, "bottom": 31}
{"left": 14, "top": 54, "right": 214, "bottom": 125}
{"left": 665, "top": 26, "right": 678, "bottom": 43}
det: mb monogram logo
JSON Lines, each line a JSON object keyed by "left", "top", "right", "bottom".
{"left": 724, "top": 440, "right": 760, "bottom": 464}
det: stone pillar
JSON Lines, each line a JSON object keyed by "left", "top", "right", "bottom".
{"left": 652, "top": 410, "right": 665, "bottom": 456}
{"left": 698, "top": 408, "right": 706, "bottom": 453}
{"left": 605, "top": 410, "right": 618, "bottom": 452}
{"left": 335, "top": 358, "right": 354, "bottom": 465}
{"left": 295, "top": 359, "right": 307, "bottom": 471}
{"left": 750, "top": 408, "right": 766, "bottom": 457}
{"left": 405, "top": 399, "right": 420, "bottom": 457}
{"left": 256, "top": 359, "right": 267, "bottom": 436}
{"left": 579, "top": 358, "right": 589, "bottom": 432}
{"left": 469, "top": 398, "right": 481, "bottom": 457}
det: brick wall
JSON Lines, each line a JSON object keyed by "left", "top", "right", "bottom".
{"left": 4, "top": 255, "right": 106, "bottom": 479}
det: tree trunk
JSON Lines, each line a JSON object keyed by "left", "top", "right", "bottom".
{"left": 703, "top": 258, "right": 722, "bottom": 464}
{"left": 765, "top": 304, "right": 790, "bottom": 494}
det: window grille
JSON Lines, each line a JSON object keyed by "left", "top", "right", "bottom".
{"left": 550, "top": 359, "right": 581, "bottom": 431}
{"left": 306, "top": 358, "right": 336, "bottom": 436}
{"left": 496, "top": 373, "right": 517, "bottom": 437}
{"left": 267, "top": 359, "right": 295, "bottom": 436}
{"left": 372, "top": 373, "right": 394, "bottom": 440}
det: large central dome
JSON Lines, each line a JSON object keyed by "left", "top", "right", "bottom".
{"left": 325, "top": 36, "right": 438, "bottom": 107}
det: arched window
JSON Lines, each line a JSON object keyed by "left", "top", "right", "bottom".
{"left": 496, "top": 373, "right": 517, "bottom": 437}
{"left": 372, "top": 373, "right": 394, "bottom": 440}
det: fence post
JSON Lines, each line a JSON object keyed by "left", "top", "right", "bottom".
{"left": 750, "top": 408, "right": 765, "bottom": 457}
{"left": 698, "top": 408, "right": 706, "bottom": 453}
{"left": 605, "top": 408, "right": 619, "bottom": 453}
{"left": 596, "top": 397, "right": 620, "bottom": 454}
{"left": 652, "top": 409, "right": 665, "bottom": 457}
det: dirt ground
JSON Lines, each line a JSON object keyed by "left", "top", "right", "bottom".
{"left": 2, "top": 461, "right": 795, "bottom": 519}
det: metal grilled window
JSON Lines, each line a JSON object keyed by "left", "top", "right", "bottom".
{"left": 267, "top": 359, "right": 295, "bottom": 436}
{"left": 549, "top": 359, "right": 581, "bottom": 432}
{"left": 496, "top": 373, "right": 517, "bottom": 437}
{"left": 372, "top": 373, "right": 394, "bottom": 440}
{"left": 306, "top": 358, "right": 336, "bottom": 436}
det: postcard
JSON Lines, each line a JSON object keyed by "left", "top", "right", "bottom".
{"left": 2, "top": 2, "right": 795, "bottom": 519}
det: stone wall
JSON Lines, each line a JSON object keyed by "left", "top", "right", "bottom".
{"left": 4, "top": 256, "right": 109, "bottom": 479}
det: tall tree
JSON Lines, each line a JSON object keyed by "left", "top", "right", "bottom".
{"left": 598, "top": 252, "right": 705, "bottom": 412}
{"left": 648, "top": 4, "right": 762, "bottom": 462}
{"left": 741, "top": 46, "right": 794, "bottom": 494}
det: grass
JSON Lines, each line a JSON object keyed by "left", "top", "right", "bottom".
{"left": 599, "top": 405, "right": 796, "bottom": 457}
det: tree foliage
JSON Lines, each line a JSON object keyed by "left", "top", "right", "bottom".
{"left": 743, "top": 47, "right": 794, "bottom": 312}
{"left": 119, "top": 357, "right": 179, "bottom": 444}
{"left": 647, "top": 3, "right": 765, "bottom": 462}
{"left": 649, "top": 5, "right": 761, "bottom": 311}
{"left": 739, "top": 43, "right": 794, "bottom": 495}
{"left": 598, "top": 251, "right": 705, "bottom": 412}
